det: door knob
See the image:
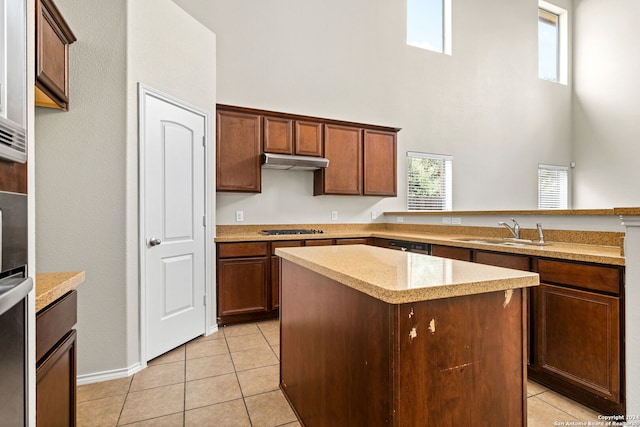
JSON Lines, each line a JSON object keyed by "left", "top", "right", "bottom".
{"left": 149, "top": 237, "right": 162, "bottom": 247}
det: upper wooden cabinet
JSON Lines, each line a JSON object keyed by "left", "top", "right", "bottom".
{"left": 216, "top": 104, "right": 399, "bottom": 195}
{"left": 216, "top": 109, "right": 262, "bottom": 192}
{"left": 363, "top": 130, "right": 397, "bottom": 196}
{"left": 263, "top": 116, "right": 293, "bottom": 155}
{"left": 294, "top": 120, "right": 323, "bottom": 157}
{"left": 314, "top": 124, "right": 362, "bottom": 195}
{"left": 263, "top": 117, "right": 323, "bottom": 157}
{"left": 35, "top": 0, "right": 76, "bottom": 111}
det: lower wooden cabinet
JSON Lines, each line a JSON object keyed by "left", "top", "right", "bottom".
{"left": 36, "top": 330, "right": 77, "bottom": 427}
{"left": 529, "top": 259, "right": 624, "bottom": 415}
{"left": 218, "top": 258, "right": 269, "bottom": 317}
{"left": 431, "top": 245, "right": 472, "bottom": 261}
{"left": 36, "top": 290, "right": 78, "bottom": 427}
{"left": 534, "top": 284, "right": 621, "bottom": 405}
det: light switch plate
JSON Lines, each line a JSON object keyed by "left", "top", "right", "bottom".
{"left": 451, "top": 217, "right": 462, "bottom": 225}
{"left": 331, "top": 211, "right": 338, "bottom": 221}
{"left": 235, "top": 210, "right": 244, "bottom": 222}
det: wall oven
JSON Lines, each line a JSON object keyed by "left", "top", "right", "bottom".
{"left": 0, "top": 191, "right": 30, "bottom": 427}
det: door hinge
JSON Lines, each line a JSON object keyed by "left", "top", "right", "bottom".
{"left": 203, "top": 295, "right": 207, "bottom": 306}
{"left": 202, "top": 136, "right": 206, "bottom": 147}
{"left": 203, "top": 215, "right": 206, "bottom": 226}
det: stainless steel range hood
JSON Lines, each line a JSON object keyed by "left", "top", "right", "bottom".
{"left": 261, "top": 153, "right": 329, "bottom": 171}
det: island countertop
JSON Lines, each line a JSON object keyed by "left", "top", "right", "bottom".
{"left": 276, "top": 245, "right": 539, "bottom": 304}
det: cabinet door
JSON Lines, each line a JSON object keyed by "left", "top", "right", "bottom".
{"left": 263, "top": 116, "right": 293, "bottom": 154}
{"left": 314, "top": 125, "right": 362, "bottom": 195}
{"left": 335, "top": 238, "right": 373, "bottom": 245}
{"left": 216, "top": 110, "right": 262, "bottom": 192}
{"left": 35, "top": 0, "right": 77, "bottom": 110}
{"left": 36, "top": 329, "right": 77, "bottom": 427}
{"left": 304, "top": 239, "right": 334, "bottom": 246}
{"left": 363, "top": 130, "right": 397, "bottom": 196}
{"left": 294, "top": 121, "right": 323, "bottom": 157}
{"left": 536, "top": 284, "right": 621, "bottom": 404}
{"left": 218, "top": 258, "right": 268, "bottom": 316}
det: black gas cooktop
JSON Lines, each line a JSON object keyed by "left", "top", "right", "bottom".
{"left": 261, "top": 229, "right": 324, "bottom": 236}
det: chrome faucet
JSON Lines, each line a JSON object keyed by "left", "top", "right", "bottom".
{"left": 536, "top": 223, "right": 545, "bottom": 244}
{"left": 498, "top": 218, "right": 521, "bottom": 239}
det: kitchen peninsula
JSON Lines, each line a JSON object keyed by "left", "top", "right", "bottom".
{"left": 276, "top": 245, "right": 539, "bottom": 426}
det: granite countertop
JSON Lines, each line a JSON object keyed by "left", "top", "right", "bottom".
{"left": 36, "top": 271, "right": 85, "bottom": 312}
{"left": 216, "top": 227, "right": 625, "bottom": 266}
{"left": 276, "top": 245, "right": 539, "bottom": 304}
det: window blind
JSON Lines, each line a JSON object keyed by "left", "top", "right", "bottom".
{"left": 407, "top": 152, "right": 452, "bottom": 211}
{"left": 538, "top": 164, "right": 568, "bottom": 209}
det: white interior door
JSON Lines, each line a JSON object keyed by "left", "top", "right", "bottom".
{"left": 142, "top": 90, "right": 206, "bottom": 361}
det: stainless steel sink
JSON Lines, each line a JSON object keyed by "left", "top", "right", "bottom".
{"left": 456, "top": 238, "right": 549, "bottom": 247}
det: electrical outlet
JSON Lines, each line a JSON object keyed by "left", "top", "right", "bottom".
{"left": 331, "top": 211, "right": 338, "bottom": 221}
{"left": 442, "top": 217, "right": 452, "bottom": 224}
{"left": 397, "top": 216, "right": 404, "bottom": 223}
{"left": 235, "top": 210, "right": 244, "bottom": 222}
{"left": 371, "top": 210, "right": 378, "bottom": 220}
{"left": 451, "top": 217, "right": 462, "bottom": 225}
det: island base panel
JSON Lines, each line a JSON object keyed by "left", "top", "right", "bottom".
{"left": 280, "top": 259, "right": 527, "bottom": 427}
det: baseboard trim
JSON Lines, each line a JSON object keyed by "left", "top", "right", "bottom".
{"left": 76, "top": 362, "right": 144, "bottom": 386}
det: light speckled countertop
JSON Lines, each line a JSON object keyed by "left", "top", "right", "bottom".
{"left": 36, "top": 271, "right": 85, "bottom": 312}
{"left": 216, "top": 225, "right": 625, "bottom": 266}
{"left": 276, "top": 245, "right": 539, "bottom": 304}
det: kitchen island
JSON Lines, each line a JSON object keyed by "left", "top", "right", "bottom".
{"left": 276, "top": 245, "right": 539, "bottom": 426}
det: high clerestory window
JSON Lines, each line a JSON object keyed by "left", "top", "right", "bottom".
{"left": 538, "top": 1, "right": 568, "bottom": 84}
{"left": 406, "top": 0, "right": 452, "bottom": 55}
{"left": 538, "top": 164, "right": 568, "bottom": 209}
{"left": 407, "top": 152, "right": 452, "bottom": 211}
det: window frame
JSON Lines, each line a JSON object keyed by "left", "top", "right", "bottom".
{"left": 538, "top": 1, "right": 568, "bottom": 85}
{"left": 538, "top": 164, "right": 569, "bottom": 210}
{"left": 406, "top": 0, "right": 452, "bottom": 56}
{"left": 407, "top": 151, "right": 453, "bottom": 211}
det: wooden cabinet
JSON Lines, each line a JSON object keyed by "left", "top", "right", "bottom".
{"left": 263, "top": 117, "right": 323, "bottom": 157}
{"left": 35, "top": 0, "right": 76, "bottom": 111}
{"left": 304, "top": 239, "right": 334, "bottom": 246}
{"left": 363, "top": 130, "right": 397, "bottom": 196}
{"left": 314, "top": 124, "right": 362, "bottom": 195}
{"left": 431, "top": 245, "right": 472, "bottom": 261}
{"left": 529, "top": 258, "right": 624, "bottom": 415}
{"left": 216, "top": 109, "right": 262, "bottom": 192}
{"left": 335, "top": 238, "right": 373, "bottom": 245}
{"left": 217, "top": 242, "right": 271, "bottom": 324}
{"left": 263, "top": 116, "right": 293, "bottom": 155}
{"left": 270, "top": 241, "right": 303, "bottom": 311}
{"left": 36, "top": 290, "right": 77, "bottom": 427}
{"left": 217, "top": 104, "right": 398, "bottom": 196}
{"left": 295, "top": 121, "right": 323, "bottom": 157}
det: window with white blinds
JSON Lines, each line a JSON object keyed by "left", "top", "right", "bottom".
{"left": 538, "top": 164, "right": 568, "bottom": 209}
{"left": 407, "top": 152, "right": 452, "bottom": 211}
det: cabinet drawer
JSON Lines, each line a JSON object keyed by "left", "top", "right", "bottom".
{"left": 537, "top": 259, "right": 620, "bottom": 294}
{"left": 271, "top": 240, "right": 303, "bottom": 255}
{"left": 432, "top": 245, "right": 472, "bottom": 261}
{"left": 335, "top": 238, "right": 371, "bottom": 245}
{"left": 305, "top": 239, "right": 334, "bottom": 246}
{"left": 36, "top": 290, "right": 77, "bottom": 363}
{"left": 218, "top": 242, "right": 268, "bottom": 258}
{"left": 475, "top": 251, "right": 530, "bottom": 271}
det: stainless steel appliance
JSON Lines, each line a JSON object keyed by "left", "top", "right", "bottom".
{"left": 388, "top": 240, "right": 431, "bottom": 254}
{"left": 0, "top": 0, "right": 28, "bottom": 163}
{"left": 0, "top": 191, "right": 30, "bottom": 427}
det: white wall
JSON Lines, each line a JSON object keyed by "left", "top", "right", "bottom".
{"left": 35, "top": 0, "right": 129, "bottom": 376}
{"left": 36, "top": 0, "right": 216, "bottom": 378}
{"left": 174, "top": 0, "right": 574, "bottom": 225}
{"left": 572, "top": 0, "right": 640, "bottom": 208}
{"left": 127, "top": 0, "right": 217, "bottom": 366}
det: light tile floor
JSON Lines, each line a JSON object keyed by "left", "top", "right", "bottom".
{"left": 77, "top": 319, "right": 602, "bottom": 426}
